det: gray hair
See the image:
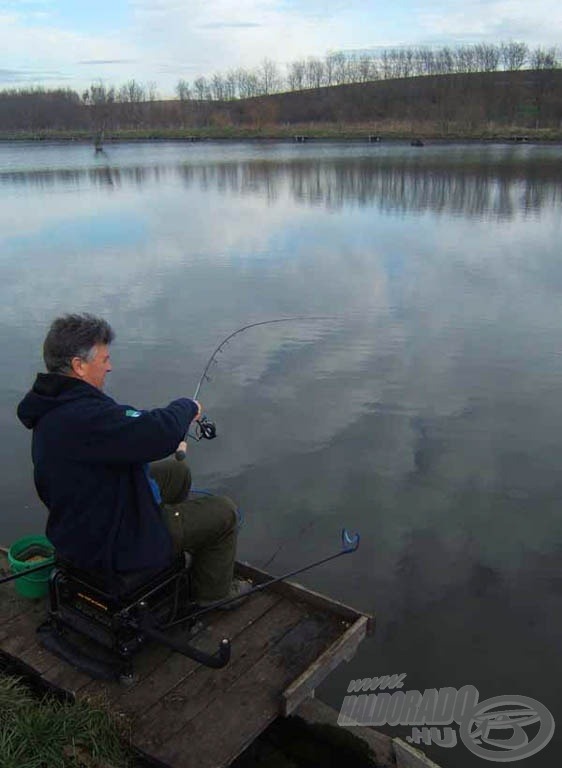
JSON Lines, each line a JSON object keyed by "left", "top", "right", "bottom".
{"left": 43, "top": 314, "right": 115, "bottom": 374}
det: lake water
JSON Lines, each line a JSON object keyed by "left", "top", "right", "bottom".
{"left": 1, "top": 140, "right": 561, "bottom": 766}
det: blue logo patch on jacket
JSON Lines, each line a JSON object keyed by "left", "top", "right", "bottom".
{"left": 125, "top": 409, "right": 142, "bottom": 418}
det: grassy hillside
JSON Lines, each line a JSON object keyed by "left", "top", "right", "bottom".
{"left": 1, "top": 70, "right": 561, "bottom": 140}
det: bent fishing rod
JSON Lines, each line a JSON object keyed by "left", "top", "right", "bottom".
{"left": 175, "top": 316, "right": 332, "bottom": 460}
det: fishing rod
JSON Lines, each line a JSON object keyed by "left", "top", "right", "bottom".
{"left": 0, "top": 560, "right": 52, "bottom": 586}
{"left": 175, "top": 316, "right": 332, "bottom": 460}
{"left": 161, "top": 527, "right": 360, "bottom": 627}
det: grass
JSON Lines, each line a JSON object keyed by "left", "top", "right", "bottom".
{"left": 0, "top": 672, "right": 134, "bottom": 768}
{"left": 1, "top": 122, "right": 562, "bottom": 142}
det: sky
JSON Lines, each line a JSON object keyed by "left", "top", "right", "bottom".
{"left": 0, "top": 0, "right": 561, "bottom": 97}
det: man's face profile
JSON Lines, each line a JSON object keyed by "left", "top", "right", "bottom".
{"left": 71, "top": 344, "right": 112, "bottom": 390}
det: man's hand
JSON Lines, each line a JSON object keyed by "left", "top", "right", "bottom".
{"left": 175, "top": 400, "right": 202, "bottom": 461}
{"left": 193, "top": 399, "right": 202, "bottom": 421}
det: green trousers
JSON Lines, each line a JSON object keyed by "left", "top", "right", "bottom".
{"left": 149, "top": 458, "right": 238, "bottom": 602}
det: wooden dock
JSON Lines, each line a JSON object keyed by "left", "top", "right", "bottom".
{"left": 0, "top": 555, "right": 373, "bottom": 768}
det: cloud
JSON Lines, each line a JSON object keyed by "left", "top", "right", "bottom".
{"left": 1, "top": 0, "right": 562, "bottom": 95}
{"left": 0, "top": 67, "right": 24, "bottom": 78}
{"left": 0, "top": 9, "right": 137, "bottom": 69}
{"left": 198, "top": 22, "right": 263, "bottom": 29}
{"left": 0, "top": 65, "right": 69, "bottom": 84}
{"left": 417, "top": 0, "right": 562, "bottom": 47}
{"left": 76, "top": 60, "right": 137, "bottom": 66}
{"left": 124, "top": 0, "right": 345, "bottom": 85}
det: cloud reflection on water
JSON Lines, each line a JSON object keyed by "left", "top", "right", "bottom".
{"left": 1, "top": 143, "right": 561, "bottom": 767}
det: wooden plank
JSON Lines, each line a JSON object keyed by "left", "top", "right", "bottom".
{"left": 0, "top": 602, "right": 51, "bottom": 673}
{"left": 0, "top": 553, "right": 376, "bottom": 768}
{"left": 41, "top": 654, "right": 99, "bottom": 699}
{"left": 281, "top": 615, "right": 370, "bottom": 716}
{"left": 42, "top": 620, "right": 178, "bottom": 700}
{"left": 132, "top": 597, "right": 307, "bottom": 756}
{"left": 7, "top": 633, "right": 55, "bottom": 677}
{"left": 0, "top": 585, "right": 37, "bottom": 626}
{"left": 36, "top": 573, "right": 277, "bottom": 702}
{"left": 46, "top": 594, "right": 260, "bottom": 700}
{"left": 235, "top": 561, "right": 375, "bottom": 632}
{"left": 0, "top": 554, "right": 41, "bottom": 625}
{"left": 0, "top": 555, "right": 92, "bottom": 693}
{"left": 157, "top": 613, "right": 341, "bottom": 768}
{"left": 394, "top": 737, "right": 443, "bottom": 768}
{"left": 79, "top": 590, "right": 281, "bottom": 716}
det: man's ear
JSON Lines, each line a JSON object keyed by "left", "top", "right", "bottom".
{"left": 70, "top": 356, "right": 86, "bottom": 378}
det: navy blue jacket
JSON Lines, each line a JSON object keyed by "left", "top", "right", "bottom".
{"left": 17, "top": 373, "right": 198, "bottom": 573}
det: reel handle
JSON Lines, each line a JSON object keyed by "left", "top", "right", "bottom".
{"left": 175, "top": 415, "right": 216, "bottom": 460}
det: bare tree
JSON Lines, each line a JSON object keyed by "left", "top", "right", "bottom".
{"left": 331, "top": 52, "right": 349, "bottom": 84}
{"left": 474, "top": 43, "right": 500, "bottom": 72}
{"left": 305, "top": 57, "right": 325, "bottom": 89}
{"left": 357, "top": 54, "right": 375, "bottom": 82}
{"left": 324, "top": 53, "right": 337, "bottom": 86}
{"left": 259, "top": 58, "right": 281, "bottom": 95}
{"left": 401, "top": 50, "right": 414, "bottom": 78}
{"left": 380, "top": 50, "right": 392, "bottom": 79}
{"left": 416, "top": 47, "right": 435, "bottom": 76}
{"left": 211, "top": 73, "right": 226, "bottom": 101}
{"left": 82, "top": 80, "right": 116, "bottom": 132}
{"left": 287, "top": 60, "right": 306, "bottom": 91}
{"left": 237, "top": 68, "right": 260, "bottom": 98}
{"left": 455, "top": 46, "right": 477, "bottom": 73}
{"left": 147, "top": 81, "right": 159, "bottom": 102}
{"left": 193, "top": 76, "right": 209, "bottom": 100}
{"left": 118, "top": 79, "right": 145, "bottom": 103}
{"left": 500, "top": 41, "right": 528, "bottom": 71}
{"left": 82, "top": 81, "right": 116, "bottom": 106}
{"left": 435, "top": 47, "right": 454, "bottom": 75}
{"left": 116, "top": 80, "right": 145, "bottom": 126}
{"left": 224, "top": 70, "right": 238, "bottom": 100}
{"left": 530, "top": 47, "right": 559, "bottom": 69}
{"left": 176, "top": 79, "right": 191, "bottom": 101}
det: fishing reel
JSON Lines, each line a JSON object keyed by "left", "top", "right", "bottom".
{"left": 194, "top": 415, "right": 217, "bottom": 441}
{"left": 175, "top": 414, "right": 217, "bottom": 461}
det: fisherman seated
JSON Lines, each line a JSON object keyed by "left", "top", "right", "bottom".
{"left": 17, "top": 313, "right": 250, "bottom": 609}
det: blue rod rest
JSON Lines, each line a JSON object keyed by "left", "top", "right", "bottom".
{"left": 341, "top": 528, "right": 360, "bottom": 553}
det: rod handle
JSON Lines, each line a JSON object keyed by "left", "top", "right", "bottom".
{"left": 175, "top": 441, "right": 187, "bottom": 461}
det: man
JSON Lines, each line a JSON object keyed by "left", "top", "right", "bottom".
{"left": 17, "top": 313, "right": 248, "bottom": 606}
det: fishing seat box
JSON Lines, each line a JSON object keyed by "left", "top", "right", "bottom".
{"left": 36, "top": 552, "right": 228, "bottom": 682}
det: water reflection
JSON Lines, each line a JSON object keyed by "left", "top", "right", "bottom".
{"left": 2, "top": 149, "right": 562, "bottom": 218}
{"left": 1, "top": 141, "right": 561, "bottom": 767}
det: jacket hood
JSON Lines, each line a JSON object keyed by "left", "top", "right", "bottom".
{"left": 17, "top": 373, "right": 105, "bottom": 429}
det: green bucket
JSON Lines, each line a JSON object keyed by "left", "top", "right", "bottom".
{"left": 8, "top": 535, "right": 55, "bottom": 599}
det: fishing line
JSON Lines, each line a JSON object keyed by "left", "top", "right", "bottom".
{"left": 175, "top": 315, "right": 334, "bottom": 459}
{"left": 261, "top": 518, "right": 317, "bottom": 570}
{"left": 192, "top": 316, "right": 333, "bottom": 401}
{"left": 175, "top": 316, "right": 334, "bottom": 558}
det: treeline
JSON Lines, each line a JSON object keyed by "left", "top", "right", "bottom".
{"left": 0, "top": 83, "right": 165, "bottom": 131}
{"left": 176, "top": 41, "right": 560, "bottom": 101}
{"left": 0, "top": 41, "right": 561, "bottom": 134}
{"left": 0, "top": 88, "right": 84, "bottom": 131}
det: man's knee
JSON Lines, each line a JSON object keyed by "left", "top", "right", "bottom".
{"left": 212, "top": 495, "right": 238, "bottom": 531}
{"left": 150, "top": 458, "right": 191, "bottom": 504}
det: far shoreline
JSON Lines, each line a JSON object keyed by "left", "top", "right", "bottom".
{"left": 1, "top": 125, "right": 562, "bottom": 144}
